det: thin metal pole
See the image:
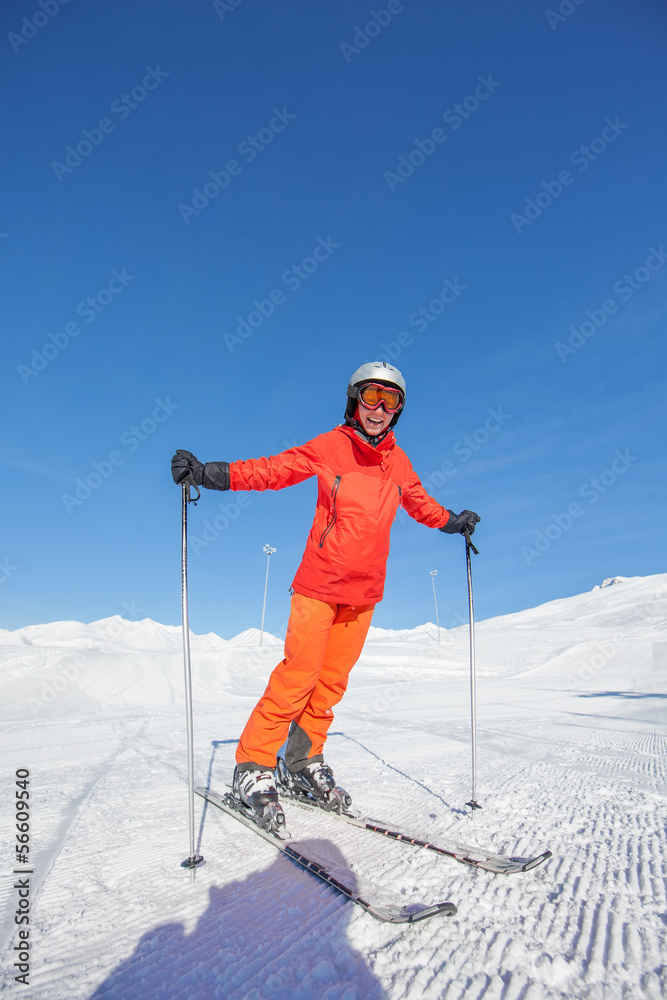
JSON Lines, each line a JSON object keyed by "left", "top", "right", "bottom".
{"left": 465, "top": 530, "right": 482, "bottom": 813}
{"left": 260, "top": 544, "right": 275, "bottom": 645}
{"left": 430, "top": 570, "right": 440, "bottom": 642}
{"left": 180, "top": 482, "right": 204, "bottom": 869}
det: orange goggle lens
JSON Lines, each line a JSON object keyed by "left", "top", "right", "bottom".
{"left": 358, "top": 383, "right": 404, "bottom": 413}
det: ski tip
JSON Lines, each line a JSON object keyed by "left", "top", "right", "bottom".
{"left": 408, "top": 900, "right": 457, "bottom": 921}
{"left": 514, "top": 850, "right": 553, "bottom": 872}
{"left": 375, "top": 899, "right": 457, "bottom": 923}
{"left": 529, "top": 849, "right": 553, "bottom": 868}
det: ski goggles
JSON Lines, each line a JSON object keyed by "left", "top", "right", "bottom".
{"left": 356, "top": 382, "right": 404, "bottom": 413}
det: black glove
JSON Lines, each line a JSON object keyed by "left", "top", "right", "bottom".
{"left": 171, "top": 451, "right": 231, "bottom": 491}
{"left": 171, "top": 450, "right": 204, "bottom": 486}
{"left": 439, "top": 509, "right": 480, "bottom": 536}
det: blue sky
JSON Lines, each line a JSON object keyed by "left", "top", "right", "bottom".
{"left": 1, "top": 0, "right": 665, "bottom": 638}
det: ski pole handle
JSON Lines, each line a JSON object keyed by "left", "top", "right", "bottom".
{"left": 464, "top": 527, "right": 479, "bottom": 556}
{"left": 185, "top": 483, "right": 201, "bottom": 504}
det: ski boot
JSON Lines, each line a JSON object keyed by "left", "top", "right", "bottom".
{"left": 231, "top": 766, "right": 286, "bottom": 833}
{"left": 275, "top": 758, "right": 352, "bottom": 813}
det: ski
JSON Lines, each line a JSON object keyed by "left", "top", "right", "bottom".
{"left": 195, "top": 786, "right": 457, "bottom": 923}
{"left": 276, "top": 786, "right": 552, "bottom": 875}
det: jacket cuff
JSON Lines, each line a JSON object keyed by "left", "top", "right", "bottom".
{"left": 202, "top": 462, "right": 230, "bottom": 491}
{"left": 438, "top": 510, "right": 456, "bottom": 533}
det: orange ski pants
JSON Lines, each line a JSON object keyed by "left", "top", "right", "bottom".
{"left": 236, "top": 593, "right": 375, "bottom": 770}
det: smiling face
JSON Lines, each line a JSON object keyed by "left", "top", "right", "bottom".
{"left": 356, "top": 400, "right": 394, "bottom": 436}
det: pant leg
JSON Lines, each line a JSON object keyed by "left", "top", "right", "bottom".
{"left": 285, "top": 602, "right": 374, "bottom": 771}
{"left": 235, "top": 594, "right": 337, "bottom": 768}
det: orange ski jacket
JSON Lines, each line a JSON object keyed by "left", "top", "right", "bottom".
{"left": 228, "top": 425, "right": 451, "bottom": 605}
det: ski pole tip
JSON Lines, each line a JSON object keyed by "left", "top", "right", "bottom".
{"left": 181, "top": 855, "right": 205, "bottom": 869}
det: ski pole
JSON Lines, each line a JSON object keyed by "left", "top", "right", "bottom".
{"left": 180, "top": 481, "right": 205, "bottom": 870}
{"left": 464, "top": 528, "right": 482, "bottom": 814}
{"left": 430, "top": 569, "right": 440, "bottom": 641}
{"left": 260, "top": 544, "right": 276, "bottom": 645}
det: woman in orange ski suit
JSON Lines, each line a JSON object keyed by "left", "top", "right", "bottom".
{"left": 171, "top": 363, "right": 479, "bottom": 783}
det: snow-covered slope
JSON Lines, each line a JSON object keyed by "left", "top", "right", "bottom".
{"left": 0, "top": 616, "right": 284, "bottom": 721}
{"left": 1, "top": 574, "right": 665, "bottom": 998}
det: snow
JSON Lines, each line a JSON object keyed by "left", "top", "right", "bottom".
{"left": 1, "top": 573, "right": 666, "bottom": 998}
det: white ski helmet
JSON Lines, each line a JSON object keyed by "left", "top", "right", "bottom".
{"left": 345, "top": 361, "right": 406, "bottom": 428}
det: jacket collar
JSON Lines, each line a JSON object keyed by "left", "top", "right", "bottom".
{"left": 336, "top": 423, "right": 396, "bottom": 460}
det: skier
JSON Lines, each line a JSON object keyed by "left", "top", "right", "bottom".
{"left": 171, "top": 362, "right": 479, "bottom": 830}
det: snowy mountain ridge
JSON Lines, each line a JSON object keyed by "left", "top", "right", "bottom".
{"left": 0, "top": 573, "right": 664, "bottom": 723}
{"left": 0, "top": 573, "right": 659, "bottom": 649}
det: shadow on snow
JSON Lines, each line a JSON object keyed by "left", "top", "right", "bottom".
{"left": 91, "top": 735, "right": 387, "bottom": 999}
{"left": 89, "top": 840, "right": 388, "bottom": 1000}
{"left": 578, "top": 691, "right": 667, "bottom": 699}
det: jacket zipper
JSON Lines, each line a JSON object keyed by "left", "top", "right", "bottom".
{"left": 319, "top": 475, "right": 341, "bottom": 548}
